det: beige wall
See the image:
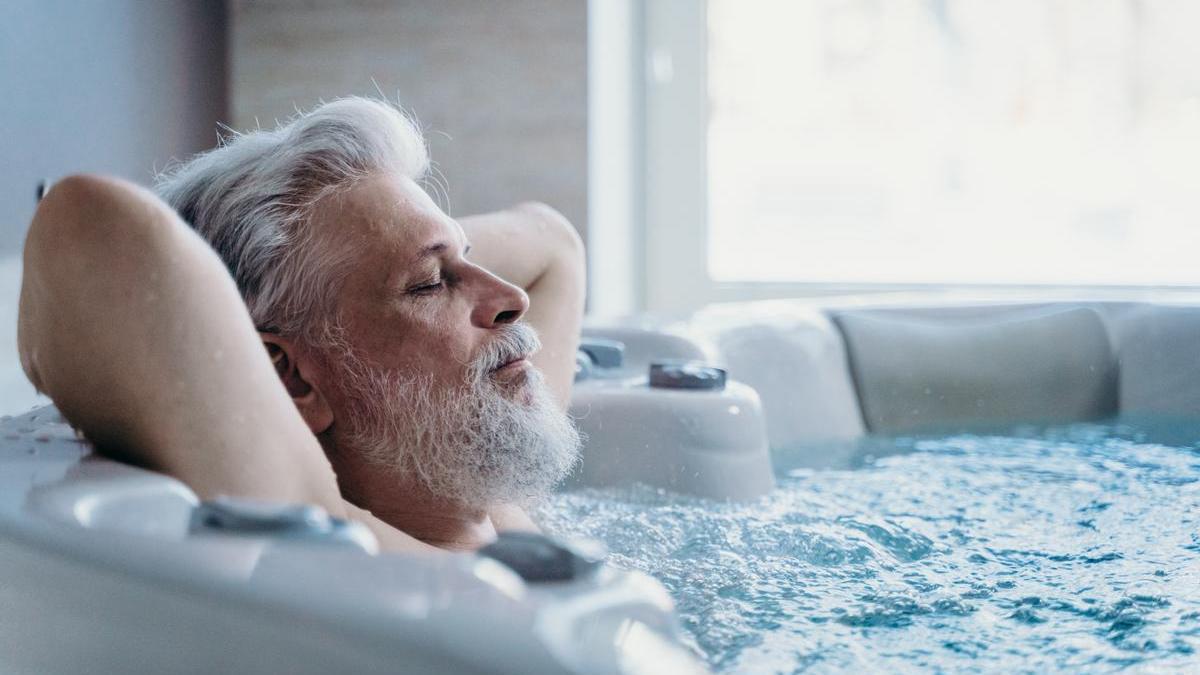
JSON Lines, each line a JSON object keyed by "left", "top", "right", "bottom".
{"left": 229, "top": 0, "right": 588, "bottom": 238}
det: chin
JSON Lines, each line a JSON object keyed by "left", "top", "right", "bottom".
{"left": 518, "top": 387, "right": 536, "bottom": 405}
{"left": 508, "top": 378, "right": 536, "bottom": 405}
{"left": 492, "top": 365, "right": 538, "bottom": 403}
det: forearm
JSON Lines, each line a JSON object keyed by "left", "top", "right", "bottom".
{"left": 458, "top": 203, "right": 586, "bottom": 407}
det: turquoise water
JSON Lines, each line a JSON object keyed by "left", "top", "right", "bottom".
{"left": 536, "top": 425, "right": 1200, "bottom": 672}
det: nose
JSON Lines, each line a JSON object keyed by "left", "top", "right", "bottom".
{"left": 471, "top": 268, "right": 530, "bottom": 329}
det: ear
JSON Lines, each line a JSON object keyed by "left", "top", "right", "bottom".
{"left": 260, "top": 332, "right": 335, "bottom": 434}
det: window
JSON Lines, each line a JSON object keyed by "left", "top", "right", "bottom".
{"left": 636, "top": 0, "right": 1200, "bottom": 311}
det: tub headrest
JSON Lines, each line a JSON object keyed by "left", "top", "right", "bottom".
{"left": 832, "top": 305, "right": 1118, "bottom": 434}
{"left": 1106, "top": 304, "right": 1200, "bottom": 418}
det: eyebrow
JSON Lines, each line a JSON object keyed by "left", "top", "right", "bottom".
{"left": 414, "top": 242, "right": 449, "bottom": 262}
{"left": 391, "top": 239, "right": 470, "bottom": 290}
{"left": 414, "top": 241, "right": 471, "bottom": 262}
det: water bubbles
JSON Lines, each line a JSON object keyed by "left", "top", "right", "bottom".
{"left": 538, "top": 425, "right": 1200, "bottom": 671}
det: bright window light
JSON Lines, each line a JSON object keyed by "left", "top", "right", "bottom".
{"left": 707, "top": 0, "right": 1200, "bottom": 285}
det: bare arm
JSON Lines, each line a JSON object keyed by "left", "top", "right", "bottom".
{"left": 458, "top": 203, "right": 586, "bottom": 409}
{"left": 19, "top": 174, "right": 434, "bottom": 554}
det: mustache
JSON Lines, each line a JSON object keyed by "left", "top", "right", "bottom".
{"left": 467, "top": 323, "right": 542, "bottom": 382}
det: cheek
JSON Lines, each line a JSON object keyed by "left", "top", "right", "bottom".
{"left": 389, "top": 313, "right": 480, "bottom": 381}
{"left": 349, "top": 294, "right": 484, "bottom": 380}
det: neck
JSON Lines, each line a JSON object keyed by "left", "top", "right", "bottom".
{"left": 328, "top": 444, "right": 497, "bottom": 551}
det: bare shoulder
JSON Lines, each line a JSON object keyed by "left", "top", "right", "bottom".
{"left": 342, "top": 501, "right": 443, "bottom": 554}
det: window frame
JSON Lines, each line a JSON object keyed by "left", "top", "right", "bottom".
{"left": 623, "top": 0, "right": 1200, "bottom": 314}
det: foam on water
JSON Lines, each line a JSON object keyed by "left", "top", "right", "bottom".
{"left": 535, "top": 425, "right": 1200, "bottom": 672}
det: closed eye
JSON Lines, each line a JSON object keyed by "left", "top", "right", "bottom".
{"left": 408, "top": 278, "right": 445, "bottom": 295}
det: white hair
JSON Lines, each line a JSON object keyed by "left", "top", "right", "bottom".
{"left": 154, "top": 97, "right": 429, "bottom": 341}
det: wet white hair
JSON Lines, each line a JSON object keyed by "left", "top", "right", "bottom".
{"left": 154, "top": 97, "right": 429, "bottom": 341}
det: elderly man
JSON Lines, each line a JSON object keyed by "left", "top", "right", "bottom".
{"left": 18, "top": 98, "right": 585, "bottom": 552}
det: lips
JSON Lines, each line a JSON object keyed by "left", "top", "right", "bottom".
{"left": 469, "top": 325, "right": 542, "bottom": 383}
{"left": 493, "top": 355, "right": 530, "bottom": 372}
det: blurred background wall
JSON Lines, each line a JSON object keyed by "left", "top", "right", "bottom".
{"left": 229, "top": 0, "right": 589, "bottom": 238}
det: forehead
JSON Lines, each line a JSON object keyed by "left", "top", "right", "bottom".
{"left": 316, "top": 172, "right": 463, "bottom": 256}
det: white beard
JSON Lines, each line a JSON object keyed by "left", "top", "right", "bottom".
{"left": 332, "top": 324, "right": 581, "bottom": 509}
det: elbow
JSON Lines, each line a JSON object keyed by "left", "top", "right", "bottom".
{"left": 24, "top": 174, "right": 193, "bottom": 303}
{"left": 19, "top": 174, "right": 122, "bottom": 393}
{"left": 26, "top": 174, "right": 105, "bottom": 260}
{"left": 19, "top": 174, "right": 183, "bottom": 391}
{"left": 513, "top": 201, "right": 585, "bottom": 266}
{"left": 27, "top": 174, "right": 172, "bottom": 261}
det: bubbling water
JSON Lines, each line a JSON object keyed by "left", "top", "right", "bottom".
{"left": 536, "top": 425, "right": 1200, "bottom": 672}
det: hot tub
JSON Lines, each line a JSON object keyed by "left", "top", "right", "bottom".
{"left": 556, "top": 295, "right": 1200, "bottom": 671}
{"left": 572, "top": 296, "right": 1200, "bottom": 489}
{"left": 0, "top": 406, "right": 703, "bottom": 674}
{"left": 2, "top": 295, "right": 1198, "bottom": 672}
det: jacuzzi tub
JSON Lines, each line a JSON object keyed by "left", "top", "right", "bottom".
{"left": 572, "top": 295, "right": 1200, "bottom": 497}
{"left": 2, "top": 294, "right": 1198, "bottom": 672}
{"left": 0, "top": 407, "right": 703, "bottom": 674}
{"left": 563, "top": 294, "right": 1200, "bottom": 671}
